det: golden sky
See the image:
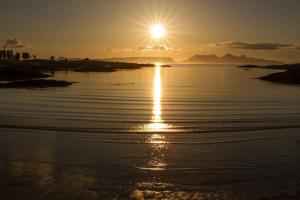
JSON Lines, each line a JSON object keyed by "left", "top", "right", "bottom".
{"left": 1, "top": 0, "right": 300, "bottom": 63}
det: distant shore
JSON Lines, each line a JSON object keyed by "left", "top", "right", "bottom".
{"left": 0, "top": 59, "right": 169, "bottom": 88}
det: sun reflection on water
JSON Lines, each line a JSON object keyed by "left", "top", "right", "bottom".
{"left": 143, "top": 64, "right": 170, "bottom": 170}
{"left": 144, "top": 133, "right": 168, "bottom": 170}
{"left": 153, "top": 64, "right": 162, "bottom": 123}
{"left": 144, "top": 64, "right": 171, "bottom": 132}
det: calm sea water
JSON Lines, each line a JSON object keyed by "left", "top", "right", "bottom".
{"left": 1, "top": 65, "right": 300, "bottom": 199}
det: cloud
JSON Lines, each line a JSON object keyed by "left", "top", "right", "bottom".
{"left": 215, "top": 41, "right": 295, "bottom": 50}
{"left": 107, "top": 45, "right": 186, "bottom": 53}
{"left": 136, "top": 45, "right": 183, "bottom": 52}
{"left": 3, "top": 37, "right": 30, "bottom": 49}
{"left": 106, "top": 48, "right": 133, "bottom": 53}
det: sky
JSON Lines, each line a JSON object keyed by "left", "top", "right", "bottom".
{"left": 1, "top": 0, "right": 300, "bottom": 63}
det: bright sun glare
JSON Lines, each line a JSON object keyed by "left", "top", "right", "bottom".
{"left": 150, "top": 24, "right": 165, "bottom": 39}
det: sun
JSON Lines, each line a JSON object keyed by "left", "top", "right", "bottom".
{"left": 150, "top": 24, "right": 165, "bottom": 39}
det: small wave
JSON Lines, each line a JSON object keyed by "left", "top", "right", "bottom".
{"left": 59, "top": 135, "right": 284, "bottom": 145}
{"left": 0, "top": 123, "right": 300, "bottom": 134}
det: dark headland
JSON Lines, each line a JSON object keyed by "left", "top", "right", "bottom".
{"left": 0, "top": 59, "right": 167, "bottom": 88}
{"left": 239, "top": 63, "right": 300, "bottom": 85}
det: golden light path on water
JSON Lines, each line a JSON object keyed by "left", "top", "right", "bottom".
{"left": 150, "top": 64, "right": 164, "bottom": 129}
{"left": 144, "top": 63, "right": 172, "bottom": 132}
{"left": 140, "top": 63, "right": 172, "bottom": 171}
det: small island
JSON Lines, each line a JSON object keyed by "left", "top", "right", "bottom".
{"left": 238, "top": 63, "right": 300, "bottom": 85}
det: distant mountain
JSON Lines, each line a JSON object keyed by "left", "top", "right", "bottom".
{"left": 183, "top": 54, "right": 284, "bottom": 65}
{"left": 100, "top": 57, "right": 175, "bottom": 64}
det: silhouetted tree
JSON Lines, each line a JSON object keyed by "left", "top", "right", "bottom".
{"left": 0, "top": 51, "right": 3, "bottom": 60}
{"left": 32, "top": 55, "right": 37, "bottom": 59}
{"left": 50, "top": 56, "right": 55, "bottom": 61}
{"left": 3, "top": 51, "right": 7, "bottom": 60}
{"left": 15, "top": 52, "right": 20, "bottom": 61}
{"left": 22, "top": 52, "right": 31, "bottom": 60}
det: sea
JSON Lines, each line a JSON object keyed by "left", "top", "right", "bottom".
{"left": 1, "top": 64, "right": 300, "bottom": 199}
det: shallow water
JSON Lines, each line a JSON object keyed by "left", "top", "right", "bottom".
{"left": 1, "top": 65, "right": 300, "bottom": 199}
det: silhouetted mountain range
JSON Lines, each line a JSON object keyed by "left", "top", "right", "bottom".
{"left": 101, "top": 57, "right": 175, "bottom": 64}
{"left": 183, "top": 54, "right": 284, "bottom": 64}
{"left": 100, "top": 54, "right": 284, "bottom": 65}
